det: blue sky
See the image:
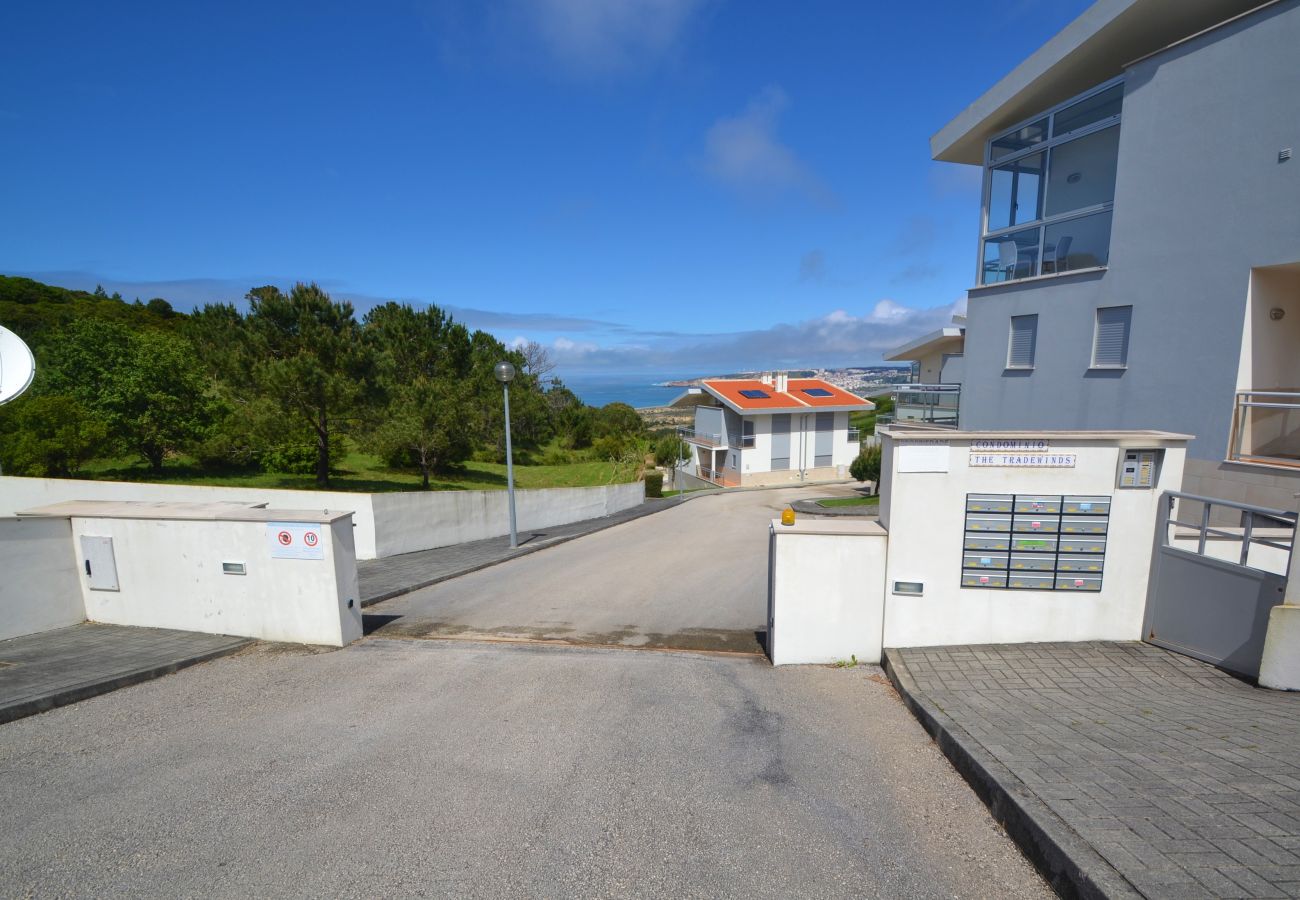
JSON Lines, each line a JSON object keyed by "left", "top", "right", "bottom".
{"left": 1, "top": 0, "right": 1092, "bottom": 379}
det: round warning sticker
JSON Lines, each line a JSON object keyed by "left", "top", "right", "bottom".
{"left": 277, "top": 531, "right": 293, "bottom": 546}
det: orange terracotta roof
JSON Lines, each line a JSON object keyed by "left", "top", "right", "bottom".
{"left": 701, "top": 378, "right": 872, "bottom": 412}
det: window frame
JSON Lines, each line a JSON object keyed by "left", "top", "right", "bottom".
{"left": 978, "top": 77, "right": 1125, "bottom": 284}
{"left": 1006, "top": 314, "right": 1038, "bottom": 370}
{"left": 1090, "top": 304, "right": 1132, "bottom": 369}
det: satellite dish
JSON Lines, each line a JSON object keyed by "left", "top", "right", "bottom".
{"left": 0, "top": 324, "right": 36, "bottom": 405}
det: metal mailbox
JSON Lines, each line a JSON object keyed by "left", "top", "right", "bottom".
{"left": 964, "top": 534, "right": 1011, "bottom": 552}
{"left": 1013, "top": 495, "right": 1061, "bottom": 514}
{"left": 963, "top": 551, "right": 1008, "bottom": 570}
{"left": 1060, "top": 515, "right": 1108, "bottom": 535}
{"left": 1056, "top": 574, "right": 1103, "bottom": 592}
{"left": 1012, "top": 515, "right": 1060, "bottom": 534}
{"left": 962, "top": 572, "right": 1007, "bottom": 588}
{"left": 1062, "top": 496, "right": 1110, "bottom": 515}
{"left": 1058, "top": 536, "right": 1106, "bottom": 554}
{"left": 966, "top": 494, "right": 1014, "bottom": 513}
{"left": 1010, "top": 535, "right": 1057, "bottom": 553}
{"left": 965, "top": 514, "right": 1012, "bottom": 532}
{"left": 1009, "top": 554, "right": 1056, "bottom": 571}
{"left": 1056, "top": 555, "right": 1105, "bottom": 573}
{"left": 1009, "top": 574, "right": 1056, "bottom": 590}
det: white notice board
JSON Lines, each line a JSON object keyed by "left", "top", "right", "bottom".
{"left": 267, "top": 522, "right": 325, "bottom": 560}
{"left": 897, "top": 441, "right": 949, "bottom": 473}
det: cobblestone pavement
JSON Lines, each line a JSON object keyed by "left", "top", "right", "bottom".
{"left": 0, "top": 623, "right": 250, "bottom": 724}
{"left": 357, "top": 497, "right": 682, "bottom": 606}
{"left": 887, "top": 641, "right": 1300, "bottom": 899}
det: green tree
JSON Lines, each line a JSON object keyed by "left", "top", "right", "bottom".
{"left": 850, "top": 443, "right": 882, "bottom": 492}
{"left": 0, "top": 394, "right": 107, "bottom": 477}
{"left": 193, "top": 283, "right": 373, "bottom": 487}
{"left": 364, "top": 303, "right": 475, "bottom": 489}
{"left": 654, "top": 433, "right": 686, "bottom": 490}
{"left": 43, "top": 319, "right": 214, "bottom": 471}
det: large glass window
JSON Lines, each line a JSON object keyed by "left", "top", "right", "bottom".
{"left": 979, "top": 79, "right": 1123, "bottom": 285}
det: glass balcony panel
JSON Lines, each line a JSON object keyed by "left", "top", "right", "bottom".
{"left": 981, "top": 228, "right": 1041, "bottom": 284}
{"left": 988, "top": 152, "right": 1045, "bottom": 230}
{"left": 1045, "top": 126, "right": 1119, "bottom": 218}
{"left": 891, "top": 385, "right": 960, "bottom": 427}
{"left": 1231, "top": 391, "right": 1300, "bottom": 467}
{"left": 990, "top": 118, "right": 1048, "bottom": 161}
{"left": 1052, "top": 84, "right": 1123, "bottom": 137}
{"left": 1042, "top": 210, "right": 1112, "bottom": 274}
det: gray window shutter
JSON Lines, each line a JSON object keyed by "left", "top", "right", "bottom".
{"left": 1008, "top": 315, "right": 1038, "bottom": 368}
{"left": 1093, "top": 306, "right": 1131, "bottom": 367}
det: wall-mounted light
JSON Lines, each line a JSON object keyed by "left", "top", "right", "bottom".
{"left": 1270, "top": 307, "right": 1286, "bottom": 321}
{"left": 1066, "top": 172, "right": 1083, "bottom": 184}
{"left": 893, "top": 581, "right": 924, "bottom": 596}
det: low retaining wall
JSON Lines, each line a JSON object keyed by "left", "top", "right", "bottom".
{"left": 0, "top": 517, "right": 85, "bottom": 641}
{"left": 0, "top": 476, "right": 645, "bottom": 560}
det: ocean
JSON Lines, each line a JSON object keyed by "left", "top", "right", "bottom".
{"left": 561, "top": 373, "right": 698, "bottom": 410}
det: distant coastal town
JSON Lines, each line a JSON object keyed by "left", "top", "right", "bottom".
{"left": 659, "top": 366, "right": 912, "bottom": 397}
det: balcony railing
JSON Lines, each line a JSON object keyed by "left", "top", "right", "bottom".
{"left": 679, "top": 427, "right": 725, "bottom": 448}
{"left": 847, "top": 427, "right": 861, "bottom": 443}
{"left": 1229, "top": 390, "right": 1300, "bottom": 468}
{"left": 891, "top": 384, "right": 961, "bottom": 428}
{"left": 697, "top": 467, "right": 740, "bottom": 487}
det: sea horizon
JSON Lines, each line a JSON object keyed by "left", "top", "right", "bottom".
{"left": 559, "top": 371, "right": 701, "bottom": 409}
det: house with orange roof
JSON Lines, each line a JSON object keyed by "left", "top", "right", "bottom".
{"left": 680, "top": 373, "right": 873, "bottom": 487}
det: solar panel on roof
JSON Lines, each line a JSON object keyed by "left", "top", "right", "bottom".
{"left": 802, "top": 388, "right": 833, "bottom": 397}
{"left": 739, "top": 389, "right": 770, "bottom": 399}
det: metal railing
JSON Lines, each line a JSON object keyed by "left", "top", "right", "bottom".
{"left": 1229, "top": 390, "right": 1300, "bottom": 468}
{"left": 847, "top": 427, "right": 861, "bottom": 443}
{"left": 1163, "top": 490, "right": 1296, "bottom": 574}
{"left": 741, "top": 435, "right": 755, "bottom": 448}
{"left": 891, "top": 384, "right": 960, "bottom": 428}
{"left": 697, "top": 466, "right": 739, "bottom": 487}
{"left": 678, "top": 427, "right": 724, "bottom": 448}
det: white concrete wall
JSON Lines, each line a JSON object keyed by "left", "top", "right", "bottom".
{"left": 0, "top": 517, "right": 85, "bottom": 640}
{"left": 768, "top": 519, "right": 888, "bottom": 665}
{"left": 1, "top": 476, "right": 645, "bottom": 561}
{"left": 880, "top": 431, "right": 1187, "bottom": 648}
{"left": 0, "top": 477, "right": 375, "bottom": 556}
{"left": 68, "top": 514, "right": 362, "bottom": 646}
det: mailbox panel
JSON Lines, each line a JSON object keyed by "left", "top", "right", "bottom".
{"left": 965, "top": 514, "right": 1012, "bottom": 533}
{"left": 1060, "top": 515, "right": 1108, "bottom": 535}
{"left": 963, "top": 551, "right": 1008, "bottom": 570}
{"left": 966, "top": 494, "right": 1014, "bottom": 513}
{"left": 1010, "top": 554, "right": 1056, "bottom": 571}
{"left": 1058, "top": 536, "right": 1106, "bottom": 554}
{"left": 1057, "top": 555, "right": 1105, "bottom": 573}
{"left": 1056, "top": 574, "right": 1103, "bottom": 592}
{"left": 964, "top": 534, "right": 1011, "bottom": 552}
{"left": 1014, "top": 495, "right": 1061, "bottom": 514}
{"left": 1008, "top": 573, "right": 1056, "bottom": 590}
{"left": 962, "top": 572, "right": 1007, "bottom": 588}
{"left": 1063, "top": 496, "right": 1110, "bottom": 515}
{"left": 1012, "top": 515, "right": 1060, "bottom": 534}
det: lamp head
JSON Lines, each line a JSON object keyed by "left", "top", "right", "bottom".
{"left": 494, "top": 361, "right": 517, "bottom": 384}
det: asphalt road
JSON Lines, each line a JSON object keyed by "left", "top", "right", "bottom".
{"left": 0, "top": 639, "right": 1049, "bottom": 898}
{"left": 367, "top": 484, "right": 865, "bottom": 653}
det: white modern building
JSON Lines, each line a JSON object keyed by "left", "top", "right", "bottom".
{"left": 681, "top": 374, "right": 872, "bottom": 487}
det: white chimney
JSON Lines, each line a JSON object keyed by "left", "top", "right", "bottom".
{"left": 775, "top": 372, "right": 788, "bottom": 393}
{"left": 760, "top": 373, "right": 773, "bottom": 386}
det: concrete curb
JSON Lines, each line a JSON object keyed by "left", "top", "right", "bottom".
{"left": 0, "top": 638, "right": 252, "bottom": 726}
{"left": 882, "top": 649, "right": 1142, "bottom": 900}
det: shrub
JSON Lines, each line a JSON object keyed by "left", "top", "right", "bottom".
{"left": 850, "top": 443, "right": 882, "bottom": 490}
{"left": 261, "top": 443, "right": 320, "bottom": 474}
{"left": 644, "top": 471, "right": 664, "bottom": 498}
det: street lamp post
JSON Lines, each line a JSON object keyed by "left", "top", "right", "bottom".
{"left": 494, "top": 361, "right": 519, "bottom": 549}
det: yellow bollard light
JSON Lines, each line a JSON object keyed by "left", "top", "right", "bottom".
{"left": 780, "top": 507, "right": 796, "bottom": 526}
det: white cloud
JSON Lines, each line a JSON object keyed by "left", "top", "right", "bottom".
{"left": 701, "top": 87, "right": 833, "bottom": 205}
{"left": 526, "top": 0, "right": 706, "bottom": 74}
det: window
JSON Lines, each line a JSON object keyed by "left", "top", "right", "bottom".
{"left": 739, "top": 389, "right": 769, "bottom": 399}
{"left": 1092, "top": 306, "right": 1132, "bottom": 368}
{"left": 1007, "top": 315, "right": 1038, "bottom": 369}
{"left": 742, "top": 419, "right": 755, "bottom": 448}
{"left": 980, "top": 79, "right": 1123, "bottom": 285}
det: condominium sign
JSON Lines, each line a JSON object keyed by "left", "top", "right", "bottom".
{"left": 969, "top": 439, "right": 1076, "bottom": 468}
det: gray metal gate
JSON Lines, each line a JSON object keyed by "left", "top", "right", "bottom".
{"left": 1144, "top": 492, "right": 1295, "bottom": 678}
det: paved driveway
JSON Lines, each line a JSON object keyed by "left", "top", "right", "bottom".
{"left": 367, "top": 485, "right": 864, "bottom": 654}
{"left": 0, "top": 639, "right": 1048, "bottom": 898}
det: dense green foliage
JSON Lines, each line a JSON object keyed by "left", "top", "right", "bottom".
{"left": 643, "top": 471, "right": 663, "bottom": 498}
{"left": 850, "top": 443, "right": 882, "bottom": 489}
{"left": 0, "top": 276, "right": 647, "bottom": 489}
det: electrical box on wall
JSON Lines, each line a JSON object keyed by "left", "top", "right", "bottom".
{"left": 80, "top": 535, "right": 120, "bottom": 592}
{"left": 1117, "top": 449, "right": 1162, "bottom": 489}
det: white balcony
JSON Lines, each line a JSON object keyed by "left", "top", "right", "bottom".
{"left": 892, "top": 384, "right": 961, "bottom": 428}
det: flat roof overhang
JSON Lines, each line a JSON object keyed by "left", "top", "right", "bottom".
{"left": 931, "top": 0, "right": 1266, "bottom": 165}
{"left": 882, "top": 327, "right": 964, "bottom": 363}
